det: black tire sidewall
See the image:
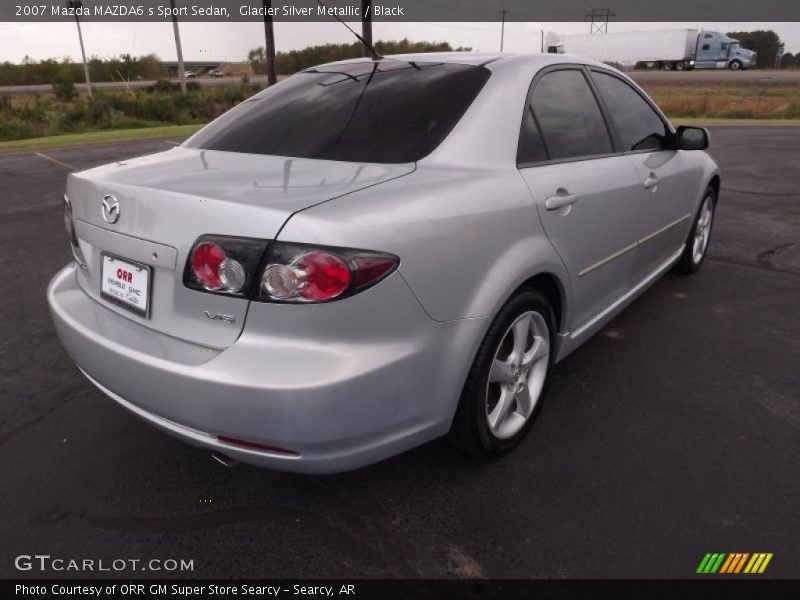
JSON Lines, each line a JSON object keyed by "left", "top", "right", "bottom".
{"left": 677, "top": 186, "right": 717, "bottom": 274}
{"left": 469, "top": 291, "right": 556, "bottom": 455}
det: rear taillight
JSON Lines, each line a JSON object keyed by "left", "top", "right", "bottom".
{"left": 184, "top": 236, "right": 268, "bottom": 297}
{"left": 257, "top": 243, "right": 398, "bottom": 303}
{"left": 184, "top": 238, "right": 398, "bottom": 303}
{"left": 63, "top": 195, "right": 78, "bottom": 247}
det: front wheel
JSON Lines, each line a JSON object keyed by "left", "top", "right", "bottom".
{"left": 729, "top": 60, "right": 743, "bottom": 71}
{"left": 449, "top": 290, "right": 555, "bottom": 457}
{"left": 676, "top": 186, "right": 716, "bottom": 274}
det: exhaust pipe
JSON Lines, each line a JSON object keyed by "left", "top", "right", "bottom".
{"left": 211, "top": 451, "right": 240, "bottom": 468}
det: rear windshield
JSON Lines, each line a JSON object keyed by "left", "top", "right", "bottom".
{"left": 184, "top": 60, "right": 490, "bottom": 164}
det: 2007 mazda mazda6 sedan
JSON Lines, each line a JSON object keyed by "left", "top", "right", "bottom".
{"left": 48, "top": 52, "right": 719, "bottom": 473}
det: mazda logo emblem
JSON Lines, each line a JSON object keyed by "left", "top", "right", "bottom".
{"left": 102, "top": 195, "right": 120, "bottom": 224}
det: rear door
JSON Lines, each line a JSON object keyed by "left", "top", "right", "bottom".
{"left": 588, "top": 68, "right": 696, "bottom": 283}
{"left": 517, "top": 66, "right": 645, "bottom": 331}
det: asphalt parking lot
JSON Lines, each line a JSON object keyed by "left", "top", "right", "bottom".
{"left": 1, "top": 127, "right": 798, "bottom": 579}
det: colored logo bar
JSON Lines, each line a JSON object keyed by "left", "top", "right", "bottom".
{"left": 697, "top": 553, "right": 773, "bottom": 574}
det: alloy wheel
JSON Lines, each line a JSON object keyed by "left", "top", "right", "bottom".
{"left": 692, "top": 195, "right": 714, "bottom": 264}
{"left": 485, "top": 311, "right": 550, "bottom": 439}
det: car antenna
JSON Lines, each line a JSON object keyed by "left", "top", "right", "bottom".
{"left": 314, "top": 0, "right": 383, "bottom": 60}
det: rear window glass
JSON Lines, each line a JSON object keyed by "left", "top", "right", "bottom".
{"left": 529, "top": 69, "right": 613, "bottom": 161}
{"left": 185, "top": 61, "right": 490, "bottom": 164}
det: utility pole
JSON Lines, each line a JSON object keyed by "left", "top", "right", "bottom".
{"left": 262, "top": 0, "right": 277, "bottom": 85}
{"left": 361, "top": 0, "right": 373, "bottom": 58}
{"left": 499, "top": 9, "right": 509, "bottom": 52}
{"left": 541, "top": 29, "right": 544, "bottom": 53}
{"left": 170, "top": 0, "right": 187, "bottom": 93}
{"left": 66, "top": 1, "right": 92, "bottom": 98}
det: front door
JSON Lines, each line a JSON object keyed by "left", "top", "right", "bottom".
{"left": 588, "top": 69, "right": 696, "bottom": 282}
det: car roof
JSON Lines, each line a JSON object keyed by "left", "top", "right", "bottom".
{"left": 313, "top": 51, "right": 613, "bottom": 72}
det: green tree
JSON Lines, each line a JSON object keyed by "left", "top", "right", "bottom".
{"left": 253, "top": 39, "right": 471, "bottom": 75}
{"left": 248, "top": 47, "right": 266, "bottom": 75}
{"left": 53, "top": 72, "right": 77, "bottom": 102}
{"left": 779, "top": 52, "right": 795, "bottom": 68}
{"left": 726, "top": 30, "right": 782, "bottom": 69}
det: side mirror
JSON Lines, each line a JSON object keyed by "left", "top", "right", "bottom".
{"left": 676, "top": 126, "right": 710, "bottom": 151}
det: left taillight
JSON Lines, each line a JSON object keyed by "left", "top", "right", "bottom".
{"left": 63, "top": 195, "right": 78, "bottom": 247}
{"left": 184, "top": 235, "right": 268, "bottom": 297}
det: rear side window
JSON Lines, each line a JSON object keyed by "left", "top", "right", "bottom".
{"left": 525, "top": 69, "right": 613, "bottom": 162}
{"left": 591, "top": 71, "right": 672, "bottom": 152}
{"left": 517, "top": 105, "right": 548, "bottom": 164}
{"left": 185, "top": 61, "right": 490, "bottom": 164}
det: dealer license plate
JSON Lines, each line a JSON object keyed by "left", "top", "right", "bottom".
{"left": 100, "top": 253, "right": 151, "bottom": 318}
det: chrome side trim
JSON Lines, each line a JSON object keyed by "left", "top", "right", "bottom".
{"left": 570, "top": 245, "right": 684, "bottom": 340}
{"left": 638, "top": 213, "right": 693, "bottom": 245}
{"left": 578, "top": 242, "right": 638, "bottom": 277}
{"left": 578, "top": 213, "right": 692, "bottom": 277}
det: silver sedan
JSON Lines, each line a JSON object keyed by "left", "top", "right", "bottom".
{"left": 48, "top": 52, "right": 719, "bottom": 473}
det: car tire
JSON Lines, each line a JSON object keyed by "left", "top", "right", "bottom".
{"left": 676, "top": 61, "right": 687, "bottom": 71}
{"left": 662, "top": 62, "right": 674, "bottom": 71}
{"left": 449, "top": 290, "right": 555, "bottom": 457}
{"left": 676, "top": 186, "right": 716, "bottom": 274}
{"left": 729, "top": 60, "right": 742, "bottom": 71}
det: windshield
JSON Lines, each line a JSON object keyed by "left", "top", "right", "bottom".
{"left": 185, "top": 60, "right": 490, "bottom": 164}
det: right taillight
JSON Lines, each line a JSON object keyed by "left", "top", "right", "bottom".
{"left": 184, "top": 238, "right": 398, "bottom": 303}
{"left": 257, "top": 242, "right": 398, "bottom": 304}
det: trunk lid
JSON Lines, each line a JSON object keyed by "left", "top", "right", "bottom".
{"left": 67, "top": 147, "right": 414, "bottom": 348}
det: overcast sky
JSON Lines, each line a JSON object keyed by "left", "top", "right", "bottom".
{"left": 0, "top": 21, "right": 797, "bottom": 63}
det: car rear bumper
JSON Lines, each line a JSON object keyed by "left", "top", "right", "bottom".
{"left": 48, "top": 264, "right": 486, "bottom": 473}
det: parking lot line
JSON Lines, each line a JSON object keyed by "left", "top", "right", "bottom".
{"left": 34, "top": 152, "right": 78, "bottom": 171}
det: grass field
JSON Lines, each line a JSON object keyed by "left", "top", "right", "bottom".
{"left": 640, "top": 81, "right": 800, "bottom": 119}
{"left": 0, "top": 124, "right": 203, "bottom": 152}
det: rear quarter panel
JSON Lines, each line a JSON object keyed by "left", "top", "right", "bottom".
{"left": 277, "top": 166, "right": 571, "bottom": 328}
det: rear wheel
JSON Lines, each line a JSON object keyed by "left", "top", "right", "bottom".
{"left": 662, "top": 61, "right": 675, "bottom": 71}
{"left": 676, "top": 186, "right": 716, "bottom": 274}
{"left": 450, "top": 290, "right": 555, "bottom": 457}
{"left": 676, "top": 61, "right": 687, "bottom": 71}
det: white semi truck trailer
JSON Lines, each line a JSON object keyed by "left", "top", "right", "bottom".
{"left": 556, "top": 29, "right": 757, "bottom": 71}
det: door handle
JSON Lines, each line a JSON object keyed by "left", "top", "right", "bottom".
{"left": 644, "top": 173, "right": 659, "bottom": 190}
{"left": 545, "top": 190, "right": 578, "bottom": 211}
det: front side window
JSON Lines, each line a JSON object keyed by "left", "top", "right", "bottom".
{"left": 591, "top": 71, "right": 672, "bottom": 152}
{"left": 185, "top": 61, "right": 490, "bottom": 164}
{"left": 526, "top": 69, "right": 613, "bottom": 162}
